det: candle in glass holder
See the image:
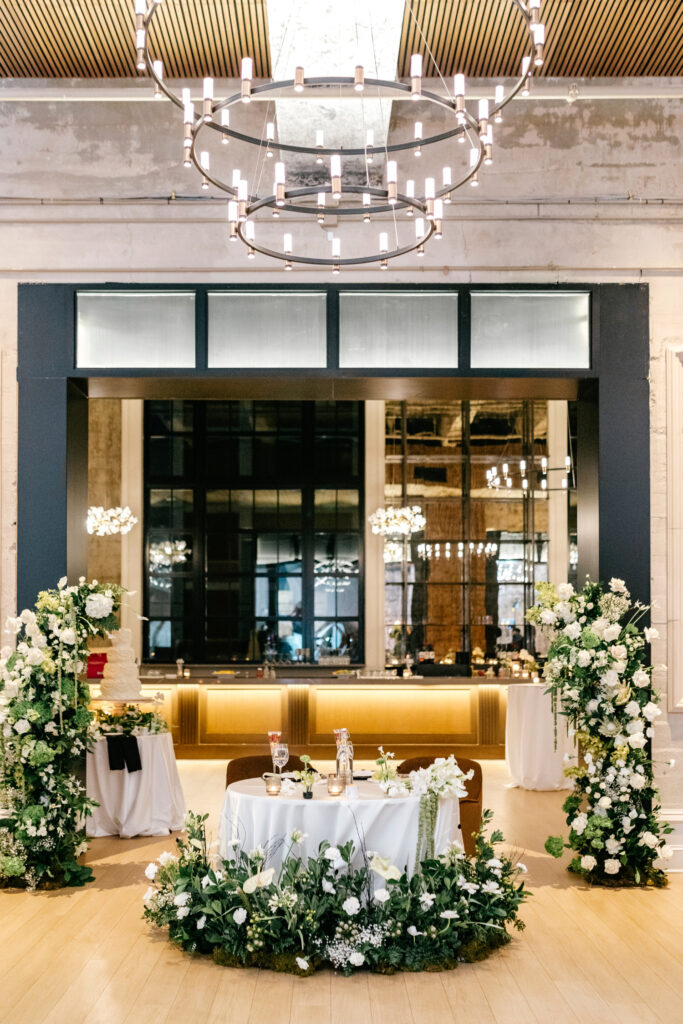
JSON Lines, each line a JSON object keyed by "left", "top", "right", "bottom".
{"left": 264, "top": 774, "right": 281, "bottom": 796}
{"left": 327, "top": 774, "right": 345, "bottom": 796}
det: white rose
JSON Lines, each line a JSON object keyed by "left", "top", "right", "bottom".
{"left": 624, "top": 700, "right": 641, "bottom": 718}
{"left": 600, "top": 670, "right": 620, "bottom": 689}
{"left": 644, "top": 627, "right": 659, "bottom": 643}
{"left": 580, "top": 855, "right": 597, "bottom": 871}
{"left": 628, "top": 733, "right": 647, "bottom": 749}
{"left": 26, "top": 647, "right": 44, "bottom": 666}
{"left": 563, "top": 622, "right": 582, "bottom": 640}
{"left": 603, "top": 859, "right": 621, "bottom": 875}
{"left": 609, "top": 578, "right": 627, "bottom": 594}
{"left": 13, "top": 719, "right": 31, "bottom": 735}
{"left": 196, "top": 915, "right": 206, "bottom": 930}
{"left": 321, "top": 878, "right": 336, "bottom": 894}
{"left": 176, "top": 906, "right": 190, "bottom": 919}
{"left": 610, "top": 644, "right": 627, "bottom": 661}
{"left": 603, "top": 624, "right": 621, "bottom": 643}
{"left": 642, "top": 701, "right": 661, "bottom": 722}
{"left": 621, "top": 816, "right": 634, "bottom": 833}
{"left": 59, "top": 628, "right": 76, "bottom": 646}
{"left": 374, "top": 887, "right": 390, "bottom": 903}
{"left": 638, "top": 831, "right": 659, "bottom": 849}
{"left": 571, "top": 813, "right": 588, "bottom": 836}
{"left": 598, "top": 796, "right": 612, "bottom": 809}
{"left": 540, "top": 608, "right": 556, "bottom": 625}
{"left": 343, "top": 896, "right": 361, "bottom": 916}
{"left": 586, "top": 699, "right": 600, "bottom": 714}
{"left": 296, "top": 957, "right": 309, "bottom": 971}
{"left": 349, "top": 952, "right": 365, "bottom": 967}
{"left": 577, "top": 650, "right": 592, "bottom": 668}
{"left": 233, "top": 907, "right": 247, "bottom": 924}
{"left": 173, "top": 892, "right": 191, "bottom": 906}
{"left": 660, "top": 845, "right": 674, "bottom": 860}
{"left": 605, "top": 837, "right": 622, "bottom": 855}
{"left": 629, "top": 773, "right": 646, "bottom": 790}
{"left": 144, "top": 862, "right": 158, "bottom": 880}
{"left": 84, "top": 593, "right": 114, "bottom": 619}
{"left": 632, "top": 669, "right": 649, "bottom": 688}
{"left": 323, "top": 846, "right": 341, "bottom": 861}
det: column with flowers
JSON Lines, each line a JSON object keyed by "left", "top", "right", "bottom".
{"left": 527, "top": 578, "right": 672, "bottom": 886}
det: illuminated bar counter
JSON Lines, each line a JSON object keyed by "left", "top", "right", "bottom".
{"left": 135, "top": 671, "right": 508, "bottom": 760}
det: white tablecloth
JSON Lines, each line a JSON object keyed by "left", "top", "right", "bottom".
{"left": 86, "top": 732, "right": 186, "bottom": 838}
{"left": 506, "top": 683, "right": 574, "bottom": 790}
{"left": 219, "top": 778, "right": 461, "bottom": 875}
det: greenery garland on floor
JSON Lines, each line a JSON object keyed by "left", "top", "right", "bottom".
{"left": 527, "top": 578, "right": 673, "bottom": 887}
{"left": 143, "top": 810, "right": 529, "bottom": 976}
{"left": 0, "top": 578, "right": 124, "bottom": 888}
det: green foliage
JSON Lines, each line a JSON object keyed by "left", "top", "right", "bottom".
{"left": 0, "top": 578, "right": 125, "bottom": 888}
{"left": 142, "top": 809, "right": 530, "bottom": 976}
{"left": 544, "top": 836, "right": 566, "bottom": 859}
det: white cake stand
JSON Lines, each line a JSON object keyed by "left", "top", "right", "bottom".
{"left": 90, "top": 695, "right": 161, "bottom": 713}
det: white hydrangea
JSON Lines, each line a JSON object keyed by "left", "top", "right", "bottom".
{"left": 84, "top": 593, "right": 114, "bottom": 619}
{"left": 343, "top": 896, "right": 361, "bottom": 916}
{"left": 563, "top": 622, "right": 582, "bottom": 640}
{"left": 577, "top": 650, "right": 592, "bottom": 668}
{"left": 580, "top": 854, "right": 597, "bottom": 871}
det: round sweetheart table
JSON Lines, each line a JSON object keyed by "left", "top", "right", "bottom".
{"left": 219, "top": 777, "right": 461, "bottom": 874}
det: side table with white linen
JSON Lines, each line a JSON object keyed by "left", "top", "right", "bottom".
{"left": 505, "top": 683, "right": 574, "bottom": 790}
{"left": 86, "top": 731, "right": 186, "bottom": 838}
{"left": 219, "top": 778, "right": 461, "bottom": 874}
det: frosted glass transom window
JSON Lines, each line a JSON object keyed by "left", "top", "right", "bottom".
{"left": 77, "top": 291, "right": 196, "bottom": 368}
{"left": 339, "top": 291, "right": 458, "bottom": 368}
{"left": 208, "top": 292, "right": 326, "bottom": 367}
{"left": 470, "top": 291, "right": 590, "bottom": 369}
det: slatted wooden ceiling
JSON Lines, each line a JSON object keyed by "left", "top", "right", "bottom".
{"left": 0, "top": 1, "right": 271, "bottom": 78}
{"left": 0, "top": 1, "right": 681, "bottom": 79}
{"left": 399, "top": 0, "right": 683, "bottom": 77}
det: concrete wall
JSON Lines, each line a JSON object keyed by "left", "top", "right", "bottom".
{"left": 0, "top": 82, "right": 681, "bottom": 862}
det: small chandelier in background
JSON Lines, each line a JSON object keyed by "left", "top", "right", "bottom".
{"left": 486, "top": 456, "right": 574, "bottom": 494}
{"left": 135, "top": 0, "right": 548, "bottom": 270}
{"left": 369, "top": 506, "right": 426, "bottom": 537}
{"left": 86, "top": 506, "right": 138, "bottom": 536}
{"left": 417, "top": 540, "right": 498, "bottom": 560}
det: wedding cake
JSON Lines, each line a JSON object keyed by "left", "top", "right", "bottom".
{"left": 100, "top": 629, "right": 142, "bottom": 700}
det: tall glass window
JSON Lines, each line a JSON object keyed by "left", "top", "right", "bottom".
{"left": 144, "top": 400, "right": 363, "bottom": 664}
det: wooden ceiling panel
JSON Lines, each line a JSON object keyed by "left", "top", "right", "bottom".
{"left": 0, "top": 1, "right": 680, "bottom": 80}
{"left": 398, "top": 0, "right": 683, "bottom": 78}
{"left": 0, "top": 1, "right": 271, "bottom": 79}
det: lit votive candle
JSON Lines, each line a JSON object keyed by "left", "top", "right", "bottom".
{"left": 264, "top": 775, "right": 281, "bottom": 796}
{"left": 327, "top": 774, "right": 345, "bottom": 796}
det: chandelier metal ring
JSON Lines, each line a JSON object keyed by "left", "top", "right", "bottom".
{"left": 136, "top": 0, "right": 546, "bottom": 267}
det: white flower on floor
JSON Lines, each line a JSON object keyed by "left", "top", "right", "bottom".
{"left": 439, "top": 910, "right": 459, "bottom": 920}
{"left": 196, "top": 915, "right": 206, "bottom": 930}
{"left": 580, "top": 855, "right": 597, "bottom": 871}
{"left": 419, "top": 892, "right": 436, "bottom": 910}
{"left": 144, "top": 862, "right": 158, "bottom": 880}
{"left": 290, "top": 829, "right": 307, "bottom": 845}
{"left": 374, "top": 888, "right": 390, "bottom": 903}
{"left": 243, "top": 868, "right": 274, "bottom": 894}
{"left": 233, "top": 907, "right": 247, "bottom": 925}
{"left": 342, "top": 896, "right": 361, "bottom": 916}
{"left": 644, "top": 627, "right": 659, "bottom": 643}
{"left": 158, "top": 851, "right": 177, "bottom": 867}
{"left": 176, "top": 906, "right": 190, "bottom": 919}
{"left": 603, "top": 859, "right": 621, "bottom": 875}
{"left": 296, "top": 957, "right": 309, "bottom": 971}
{"left": 349, "top": 952, "right": 365, "bottom": 967}
{"left": 173, "top": 892, "right": 191, "bottom": 907}
{"left": 321, "top": 878, "right": 336, "bottom": 895}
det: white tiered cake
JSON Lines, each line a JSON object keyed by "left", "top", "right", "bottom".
{"left": 100, "top": 628, "right": 142, "bottom": 700}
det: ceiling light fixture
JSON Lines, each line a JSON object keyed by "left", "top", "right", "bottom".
{"left": 137, "top": 0, "right": 545, "bottom": 269}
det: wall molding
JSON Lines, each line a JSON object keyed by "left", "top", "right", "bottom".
{"left": 666, "top": 347, "right": 683, "bottom": 712}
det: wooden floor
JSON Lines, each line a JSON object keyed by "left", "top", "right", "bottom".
{"left": 1, "top": 760, "right": 681, "bottom": 1024}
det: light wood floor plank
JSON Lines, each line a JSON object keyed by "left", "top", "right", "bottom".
{"left": 206, "top": 969, "right": 257, "bottom": 1024}
{"left": 289, "top": 970, "right": 332, "bottom": 1024}
{"left": 329, "top": 968, "right": 372, "bottom": 1024}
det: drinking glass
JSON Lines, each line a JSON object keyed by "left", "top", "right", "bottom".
{"left": 272, "top": 743, "right": 289, "bottom": 775}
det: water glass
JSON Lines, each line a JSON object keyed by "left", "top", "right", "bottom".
{"left": 272, "top": 743, "right": 289, "bottom": 775}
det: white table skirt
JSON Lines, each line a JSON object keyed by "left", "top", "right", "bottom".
{"left": 86, "top": 732, "right": 186, "bottom": 838}
{"left": 219, "top": 778, "right": 461, "bottom": 875}
{"left": 505, "top": 683, "right": 574, "bottom": 790}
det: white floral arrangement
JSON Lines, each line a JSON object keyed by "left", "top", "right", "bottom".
{"left": 142, "top": 810, "right": 528, "bottom": 976}
{"left": 527, "top": 578, "right": 672, "bottom": 886}
{"left": 86, "top": 506, "right": 138, "bottom": 536}
{"left": 0, "top": 577, "right": 124, "bottom": 888}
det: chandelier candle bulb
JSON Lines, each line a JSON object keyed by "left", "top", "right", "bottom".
{"left": 414, "top": 121, "right": 423, "bottom": 156}
{"left": 275, "top": 160, "right": 286, "bottom": 206}
{"left": 330, "top": 154, "right": 342, "bottom": 199}
{"left": 202, "top": 77, "right": 214, "bottom": 121}
{"left": 379, "top": 232, "right": 388, "bottom": 253}
{"left": 238, "top": 179, "right": 248, "bottom": 221}
{"left": 533, "top": 23, "right": 545, "bottom": 64}
{"left": 454, "top": 73, "right": 466, "bottom": 116}
{"left": 136, "top": 28, "right": 146, "bottom": 70}
{"left": 220, "top": 109, "right": 230, "bottom": 143}
{"left": 365, "top": 128, "right": 374, "bottom": 162}
{"left": 425, "top": 176, "right": 435, "bottom": 217}
{"left": 469, "top": 148, "right": 479, "bottom": 185}
{"left": 232, "top": 168, "right": 241, "bottom": 189}
{"left": 433, "top": 199, "right": 444, "bottom": 238}
{"left": 362, "top": 192, "right": 371, "bottom": 222}
{"left": 478, "top": 98, "right": 489, "bottom": 138}
{"left": 521, "top": 56, "right": 531, "bottom": 94}
{"left": 284, "top": 233, "right": 293, "bottom": 255}
{"left": 494, "top": 84, "right": 504, "bottom": 120}
{"left": 317, "top": 192, "right": 326, "bottom": 222}
{"left": 284, "top": 260, "right": 292, "bottom": 271}
{"left": 415, "top": 216, "right": 425, "bottom": 238}
{"left": 228, "top": 201, "right": 238, "bottom": 239}
{"left": 245, "top": 220, "right": 255, "bottom": 258}
{"left": 315, "top": 128, "right": 324, "bottom": 163}
{"left": 354, "top": 65, "right": 365, "bottom": 92}
{"left": 294, "top": 66, "right": 305, "bottom": 92}
{"left": 241, "top": 56, "right": 253, "bottom": 102}
{"left": 410, "top": 53, "right": 422, "bottom": 98}
{"left": 484, "top": 127, "right": 493, "bottom": 164}
{"left": 153, "top": 60, "right": 163, "bottom": 98}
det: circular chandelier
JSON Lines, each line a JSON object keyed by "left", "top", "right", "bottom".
{"left": 369, "top": 505, "right": 426, "bottom": 537}
{"left": 86, "top": 506, "right": 138, "bottom": 536}
{"left": 135, "top": 0, "right": 547, "bottom": 270}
